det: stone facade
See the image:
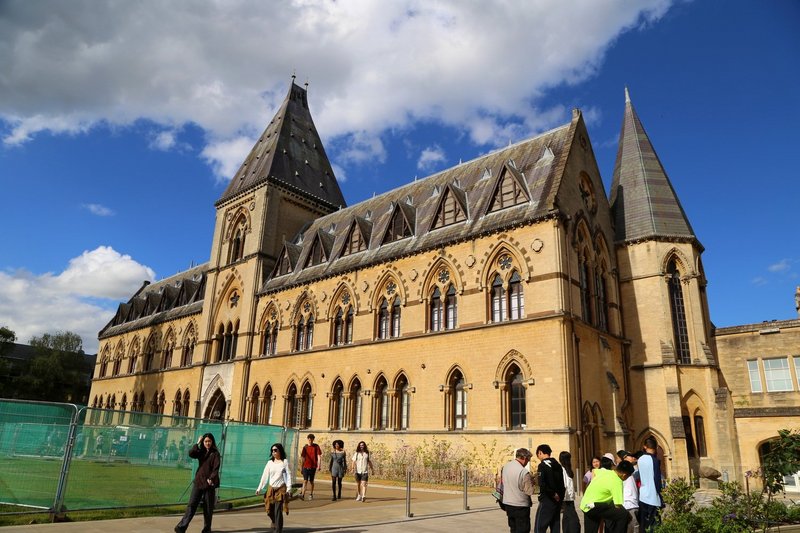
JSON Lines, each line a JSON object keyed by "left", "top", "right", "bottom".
{"left": 88, "top": 83, "right": 798, "bottom": 485}
{"left": 715, "top": 318, "right": 800, "bottom": 491}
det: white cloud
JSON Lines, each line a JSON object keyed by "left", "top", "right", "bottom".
{"left": 767, "top": 259, "right": 791, "bottom": 273}
{"left": 330, "top": 163, "right": 348, "bottom": 183}
{"left": 200, "top": 136, "right": 256, "bottom": 182}
{"left": 82, "top": 203, "right": 114, "bottom": 216}
{"left": 0, "top": 0, "right": 675, "bottom": 177}
{"left": 0, "top": 246, "right": 156, "bottom": 353}
{"left": 417, "top": 144, "right": 447, "bottom": 171}
{"left": 336, "top": 131, "right": 387, "bottom": 165}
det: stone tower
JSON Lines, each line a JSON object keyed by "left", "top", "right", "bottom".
{"left": 195, "top": 80, "right": 346, "bottom": 420}
{"left": 611, "top": 88, "right": 739, "bottom": 481}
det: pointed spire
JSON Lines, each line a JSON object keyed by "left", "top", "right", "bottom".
{"left": 610, "top": 89, "right": 696, "bottom": 244}
{"left": 216, "top": 80, "right": 346, "bottom": 210}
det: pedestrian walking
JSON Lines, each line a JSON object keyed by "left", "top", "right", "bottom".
{"left": 351, "top": 441, "right": 374, "bottom": 502}
{"left": 256, "top": 442, "right": 292, "bottom": 533}
{"left": 174, "top": 433, "right": 221, "bottom": 533}
{"left": 329, "top": 439, "right": 347, "bottom": 501}
{"left": 300, "top": 434, "right": 322, "bottom": 501}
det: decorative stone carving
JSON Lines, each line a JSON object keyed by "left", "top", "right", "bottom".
{"left": 249, "top": 202, "right": 256, "bottom": 211}
{"left": 409, "top": 268, "right": 418, "bottom": 281}
{"left": 466, "top": 255, "right": 476, "bottom": 268}
{"left": 531, "top": 238, "right": 544, "bottom": 252}
{"left": 361, "top": 281, "right": 369, "bottom": 293}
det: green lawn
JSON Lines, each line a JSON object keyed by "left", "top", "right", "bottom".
{"left": 0, "top": 456, "right": 251, "bottom": 512}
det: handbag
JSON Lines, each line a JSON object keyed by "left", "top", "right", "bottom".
{"left": 493, "top": 469, "right": 505, "bottom": 510}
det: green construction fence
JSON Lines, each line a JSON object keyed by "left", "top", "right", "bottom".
{"left": 0, "top": 399, "right": 299, "bottom": 514}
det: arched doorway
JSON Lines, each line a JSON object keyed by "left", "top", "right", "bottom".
{"left": 204, "top": 389, "right": 227, "bottom": 421}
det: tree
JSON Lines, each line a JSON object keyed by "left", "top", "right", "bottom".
{"left": 0, "top": 326, "right": 16, "bottom": 356}
{"left": 0, "top": 326, "right": 16, "bottom": 396}
{"left": 762, "top": 428, "right": 800, "bottom": 495}
{"left": 29, "top": 331, "right": 83, "bottom": 354}
{"left": 17, "top": 331, "right": 91, "bottom": 403}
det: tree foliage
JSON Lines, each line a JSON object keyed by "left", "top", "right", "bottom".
{"left": 0, "top": 326, "right": 15, "bottom": 396}
{"left": 761, "top": 428, "right": 800, "bottom": 495}
{"left": 29, "top": 331, "right": 83, "bottom": 354}
{"left": 17, "top": 331, "right": 91, "bottom": 403}
{"left": 0, "top": 326, "right": 16, "bottom": 356}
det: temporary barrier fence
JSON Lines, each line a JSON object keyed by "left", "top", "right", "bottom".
{"left": 0, "top": 399, "right": 298, "bottom": 516}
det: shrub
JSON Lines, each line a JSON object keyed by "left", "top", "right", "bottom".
{"left": 786, "top": 503, "right": 800, "bottom": 524}
{"left": 656, "top": 478, "right": 702, "bottom": 532}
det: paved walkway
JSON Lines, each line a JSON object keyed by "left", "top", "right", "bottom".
{"left": 3, "top": 484, "right": 515, "bottom": 532}
{"left": 5, "top": 485, "right": 760, "bottom": 532}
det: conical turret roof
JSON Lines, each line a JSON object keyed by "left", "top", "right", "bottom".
{"left": 610, "top": 88, "right": 696, "bottom": 244}
{"left": 216, "top": 81, "right": 346, "bottom": 210}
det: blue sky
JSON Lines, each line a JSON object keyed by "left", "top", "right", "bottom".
{"left": 1, "top": 0, "right": 798, "bottom": 354}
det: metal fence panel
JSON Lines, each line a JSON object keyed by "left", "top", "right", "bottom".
{"left": 0, "top": 399, "right": 298, "bottom": 513}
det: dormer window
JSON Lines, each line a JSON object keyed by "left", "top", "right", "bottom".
{"left": 487, "top": 166, "right": 529, "bottom": 213}
{"left": 305, "top": 236, "right": 327, "bottom": 267}
{"left": 342, "top": 220, "right": 367, "bottom": 256}
{"left": 382, "top": 204, "right": 414, "bottom": 244}
{"left": 431, "top": 186, "right": 467, "bottom": 230}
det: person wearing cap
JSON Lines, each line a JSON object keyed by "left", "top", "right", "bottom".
{"left": 300, "top": 434, "right": 322, "bottom": 501}
{"left": 501, "top": 448, "right": 538, "bottom": 532}
{"left": 616, "top": 450, "right": 639, "bottom": 533}
{"left": 579, "top": 460, "right": 634, "bottom": 533}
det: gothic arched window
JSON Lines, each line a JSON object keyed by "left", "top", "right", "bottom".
{"left": 668, "top": 260, "right": 691, "bottom": 364}
{"left": 506, "top": 364, "right": 526, "bottom": 430}
{"left": 350, "top": 379, "right": 362, "bottom": 430}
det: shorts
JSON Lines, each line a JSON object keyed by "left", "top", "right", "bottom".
{"left": 355, "top": 472, "right": 369, "bottom": 482}
{"left": 302, "top": 467, "right": 317, "bottom": 481}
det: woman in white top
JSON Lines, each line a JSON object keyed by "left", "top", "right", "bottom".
{"left": 351, "top": 441, "right": 374, "bottom": 502}
{"left": 559, "top": 451, "right": 581, "bottom": 533}
{"left": 256, "top": 442, "right": 292, "bottom": 533}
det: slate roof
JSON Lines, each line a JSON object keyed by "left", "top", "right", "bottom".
{"left": 260, "top": 113, "right": 580, "bottom": 294}
{"left": 216, "top": 81, "right": 347, "bottom": 210}
{"left": 99, "top": 263, "right": 208, "bottom": 339}
{"left": 609, "top": 89, "right": 697, "bottom": 245}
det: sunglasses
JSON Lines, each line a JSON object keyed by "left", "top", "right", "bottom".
{"left": 271, "top": 448, "right": 279, "bottom": 452}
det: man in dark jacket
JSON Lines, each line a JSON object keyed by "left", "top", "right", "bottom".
{"left": 534, "top": 444, "right": 566, "bottom": 533}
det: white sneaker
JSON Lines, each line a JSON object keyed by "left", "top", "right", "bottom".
{"left": 355, "top": 495, "right": 362, "bottom": 501}
{"left": 308, "top": 494, "right": 313, "bottom": 501}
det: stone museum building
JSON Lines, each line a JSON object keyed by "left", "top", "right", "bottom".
{"left": 89, "top": 81, "right": 800, "bottom": 487}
